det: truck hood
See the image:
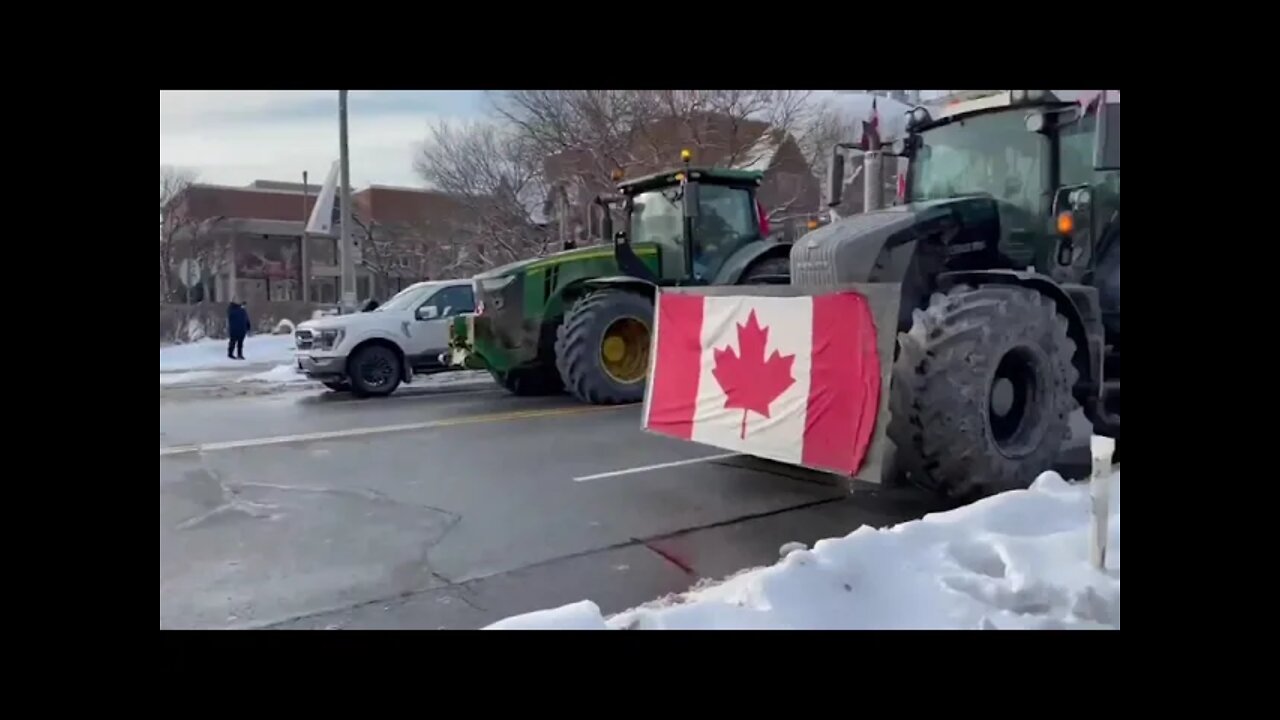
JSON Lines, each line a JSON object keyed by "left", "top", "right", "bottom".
{"left": 297, "top": 310, "right": 413, "bottom": 332}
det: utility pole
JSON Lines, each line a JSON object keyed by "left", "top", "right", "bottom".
{"left": 301, "top": 170, "right": 310, "bottom": 303}
{"left": 338, "top": 90, "right": 357, "bottom": 311}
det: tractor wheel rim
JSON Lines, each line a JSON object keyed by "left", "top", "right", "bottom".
{"left": 988, "top": 346, "right": 1046, "bottom": 457}
{"left": 600, "top": 316, "right": 650, "bottom": 385}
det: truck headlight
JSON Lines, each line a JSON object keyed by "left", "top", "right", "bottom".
{"left": 316, "top": 329, "right": 344, "bottom": 350}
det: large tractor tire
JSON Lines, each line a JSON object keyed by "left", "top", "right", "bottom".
{"left": 555, "top": 289, "right": 654, "bottom": 405}
{"left": 347, "top": 343, "right": 402, "bottom": 397}
{"left": 887, "top": 285, "right": 1079, "bottom": 500}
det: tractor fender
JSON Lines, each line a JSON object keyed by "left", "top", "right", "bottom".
{"left": 577, "top": 276, "right": 658, "bottom": 299}
{"left": 936, "top": 269, "right": 1098, "bottom": 401}
{"left": 715, "top": 241, "right": 793, "bottom": 285}
{"left": 551, "top": 277, "right": 659, "bottom": 329}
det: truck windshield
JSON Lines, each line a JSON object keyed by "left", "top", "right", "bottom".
{"left": 909, "top": 110, "right": 1049, "bottom": 215}
{"left": 376, "top": 285, "right": 433, "bottom": 312}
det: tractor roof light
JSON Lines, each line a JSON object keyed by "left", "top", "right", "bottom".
{"left": 680, "top": 149, "right": 692, "bottom": 162}
{"left": 610, "top": 168, "right": 624, "bottom": 181}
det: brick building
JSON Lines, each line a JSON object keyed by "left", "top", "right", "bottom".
{"left": 164, "top": 180, "right": 477, "bottom": 305}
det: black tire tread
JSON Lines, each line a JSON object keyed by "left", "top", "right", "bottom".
{"left": 554, "top": 289, "right": 653, "bottom": 405}
{"left": 887, "top": 284, "right": 1079, "bottom": 500}
{"left": 347, "top": 344, "right": 402, "bottom": 397}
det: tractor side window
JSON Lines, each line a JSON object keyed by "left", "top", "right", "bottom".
{"left": 693, "top": 184, "right": 756, "bottom": 281}
{"left": 629, "top": 189, "right": 685, "bottom": 277}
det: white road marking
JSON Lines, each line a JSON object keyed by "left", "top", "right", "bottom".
{"left": 573, "top": 453, "right": 742, "bottom": 482}
{"left": 159, "top": 405, "right": 622, "bottom": 457}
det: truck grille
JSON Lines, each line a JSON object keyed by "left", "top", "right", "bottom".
{"left": 791, "top": 211, "right": 909, "bottom": 287}
{"left": 295, "top": 329, "right": 314, "bottom": 350}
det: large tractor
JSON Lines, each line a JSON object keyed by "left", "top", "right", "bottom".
{"left": 447, "top": 154, "right": 794, "bottom": 402}
{"left": 794, "top": 89, "right": 1121, "bottom": 497}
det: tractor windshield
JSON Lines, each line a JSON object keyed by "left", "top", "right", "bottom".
{"left": 629, "top": 183, "right": 757, "bottom": 281}
{"left": 909, "top": 110, "right": 1049, "bottom": 216}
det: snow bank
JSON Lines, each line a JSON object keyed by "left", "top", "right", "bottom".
{"left": 485, "top": 600, "right": 609, "bottom": 630}
{"left": 238, "top": 364, "right": 307, "bottom": 384}
{"left": 486, "top": 471, "right": 1120, "bottom": 630}
{"left": 159, "top": 335, "right": 297, "bottom": 372}
{"left": 158, "top": 370, "right": 223, "bottom": 386}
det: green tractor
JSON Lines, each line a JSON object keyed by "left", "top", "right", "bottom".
{"left": 446, "top": 152, "right": 794, "bottom": 403}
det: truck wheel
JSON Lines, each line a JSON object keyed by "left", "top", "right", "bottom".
{"left": 740, "top": 256, "right": 790, "bottom": 284}
{"left": 322, "top": 380, "right": 350, "bottom": 392}
{"left": 555, "top": 289, "right": 653, "bottom": 405}
{"left": 887, "top": 285, "right": 1079, "bottom": 500}
{"left": 347, "top": 344, "right": 402, "bottom": 397}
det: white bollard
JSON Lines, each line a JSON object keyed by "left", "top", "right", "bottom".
{"left": 1089, "top": 435, "right": 1116, "bottom": 571}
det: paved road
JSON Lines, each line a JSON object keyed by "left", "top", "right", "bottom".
{"left": 159, "top": 377, "right": 1093, "bottom": 630}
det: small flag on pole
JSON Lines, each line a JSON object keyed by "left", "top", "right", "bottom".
{"left": 305, "top": 160, "right": 340, "bottom": 236}
{"left": 859, "top": 98, "right": 882, "bottom": 151}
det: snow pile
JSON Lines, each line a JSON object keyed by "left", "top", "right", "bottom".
{"left": 486, "top": 471, "right": 1120, "bottom": 630}
{"left": 159, "top": 335, "right": 297, "bottom": 372}
{"left": 158, "top": 370, "right": 222, "bottom": 386}
{"left": 238, "top": 364, "right": 307, "bottom": 384}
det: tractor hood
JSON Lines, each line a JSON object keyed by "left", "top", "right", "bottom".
{"left": 791, "top": 196, "right": 1001, "bottom": 287}
{"left": 474, "top": 244, "right": 621, "bottom": 281}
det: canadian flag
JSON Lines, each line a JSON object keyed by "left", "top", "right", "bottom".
{"left": 643, "top": 290, "right": 882, "bottom": 475}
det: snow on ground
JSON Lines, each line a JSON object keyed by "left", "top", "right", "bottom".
{"left": 238, "top": 364, "right": 309, "bottom": 384}
{"left": 160, "top": 335, "right": 297, "bottom": 372}
{"left": 487, "top": 470, "right": 1120, "bottom": 630}
{"left": 158, "top": 370, "right": 224, "bottom": 386}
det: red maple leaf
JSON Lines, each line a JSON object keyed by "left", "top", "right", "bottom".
{"left": 711, "top": 310, "right": 796, "bottom": 439}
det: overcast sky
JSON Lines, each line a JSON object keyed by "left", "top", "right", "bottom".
{"left": 159, "top": 90, "right": 921, "bottom": 189}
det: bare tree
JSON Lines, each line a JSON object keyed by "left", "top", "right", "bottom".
{"left": 160, "top": 166, "right": 197, "bottom": 302}
{"left": 351, "top": 218, "right": 436, "bottom": 297}
{"left": 189, "top": 216, "right": 230, "bottom": 302}
{"left": 489, "top": 90, "right": 828, "bottom": 235}
{"left": 414, "top": 121, "right": 550, "bottom": 274}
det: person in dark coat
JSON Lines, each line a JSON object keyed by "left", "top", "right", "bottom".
{"left": 227, "top": 301, "right": 250, "bottom": 360}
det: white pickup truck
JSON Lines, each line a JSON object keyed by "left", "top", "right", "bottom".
{"left": 294, "top": 279, "right": 476, "bottom": 396}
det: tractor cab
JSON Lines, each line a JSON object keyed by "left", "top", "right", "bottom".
{"left": 596, "top": 151, "right": 777, "bottom": 286}
{"left": 890, "top": 90, "right": 1120, "bottom": 279}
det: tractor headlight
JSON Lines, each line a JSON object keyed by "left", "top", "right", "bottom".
{"left": 316, "top": 329, "right": 344, "bottom": 350}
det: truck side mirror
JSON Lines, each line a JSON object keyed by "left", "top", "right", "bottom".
{"left": 1093, "top": 102, "right": 1120, "bottom": 171}
{"left": 827, "top": 149, "right": 845, "bottom": 207}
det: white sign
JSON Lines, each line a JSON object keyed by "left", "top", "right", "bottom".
{"left": 178, "top": 258, "right": 202, "bottom": 288}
